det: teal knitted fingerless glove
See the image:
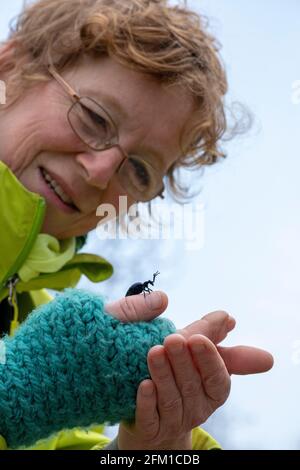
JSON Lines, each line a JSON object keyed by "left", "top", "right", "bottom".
{"left": 0, "top": 289, "right": 176, "bottom": 449}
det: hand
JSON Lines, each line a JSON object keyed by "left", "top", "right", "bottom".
{"left": 105, "top": 292, "right": 273, "bottom": 450}
{"left": 116, "top": 306, "right": 273, "bottom": 450}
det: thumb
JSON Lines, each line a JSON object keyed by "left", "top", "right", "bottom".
{"left": 105, "top": 291, "right": 168, "bottom": 323}
{"left": 217, "top": 345, "right": 274, "bottom": 375}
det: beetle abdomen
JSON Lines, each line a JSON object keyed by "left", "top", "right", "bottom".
{"left": 125, "top": 282, "right": 144, "bottom": 296}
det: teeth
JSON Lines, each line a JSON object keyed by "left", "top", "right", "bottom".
{"left": 54, "top": 185, "right": 72, "bottom": 204}
{"left": 44, "top": 173, "right": 52, "bottom": 183}
{"left": 42, "top": 169, "right": 73, "bottom": 205}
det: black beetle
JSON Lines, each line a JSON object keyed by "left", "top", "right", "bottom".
{"left": 125, "top": 271, "right": 160, "bottom": 297}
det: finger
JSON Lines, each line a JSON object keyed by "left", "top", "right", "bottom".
{"left": 147, "top": 345, "right": 183, "bottom": 429}
{"left": 189, "top": 335, "right": 231, "bottom": 405}
{"left": 105, "top": 291, "right": 168, "bottom": 323}
{"left": 135, "top": 380, "right": 160, "bottom": 439}
{"left": 217, "top": 345, "right": 274, "bottom": 375}
{"left": 164, "top": 334, "right": 206, "bottom": 429}
{"left": 178, "top": 310, "right": 236, "bottom": 345}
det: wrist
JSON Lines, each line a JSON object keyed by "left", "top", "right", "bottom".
{"left": 118, "top": 424, "right": 192, "bottom": 450}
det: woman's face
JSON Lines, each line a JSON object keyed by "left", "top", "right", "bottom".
{"left": 0, "top": 54, "right": 195, "bottom": 238}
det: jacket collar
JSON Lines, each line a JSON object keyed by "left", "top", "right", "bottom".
{"left": 0, "top": 161, "right": 46, "bottom": 290}
{"left": 0, "top": 161, "right": 113, "bottom": 298}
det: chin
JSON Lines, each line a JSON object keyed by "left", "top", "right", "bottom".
{"left": 41, "top": 210, "right": 93, "bottom": 239}
{"left": 41, "top": 210, "right": 72, "bottom": 239}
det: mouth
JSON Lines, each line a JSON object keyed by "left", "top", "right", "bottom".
{"left": 39, "top": 166, "right": 80, "bottom": 214}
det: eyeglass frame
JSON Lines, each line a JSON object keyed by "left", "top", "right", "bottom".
{"left": 47, "top": 64, "right": 165, "bottom": 202}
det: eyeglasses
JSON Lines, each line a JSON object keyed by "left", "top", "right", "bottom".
{"left": 47, "top": 65, "right": 165, "bottom": 202}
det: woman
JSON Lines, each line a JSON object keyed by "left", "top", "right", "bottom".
{"left": 0, "top": 0, "right": 273, "bottom": 450}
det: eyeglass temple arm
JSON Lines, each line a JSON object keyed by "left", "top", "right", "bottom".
{"left": 48, "top": 64, "right": 80, "bottom": 100}
{"left": 157, "top": 187, "right": 165, "bottom": 199}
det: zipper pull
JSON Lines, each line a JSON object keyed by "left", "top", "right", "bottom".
{"left": 7, "top": 275, "right": 20, "bottom": 335}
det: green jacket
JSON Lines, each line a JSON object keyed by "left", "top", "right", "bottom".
{"left": 0, "top": 161, "right": 220, "bottom": 450}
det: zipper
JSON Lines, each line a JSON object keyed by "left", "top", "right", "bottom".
{"left": 0, "top": 197, "right": 46, "bottom": 292}
{"left": 6, "top": 275, "right": 20, "bottom": 335}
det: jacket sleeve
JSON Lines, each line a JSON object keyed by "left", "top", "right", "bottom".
{"left": 0, "top": 426, "right": 221, "bottom": 450}
{"left": 90, "top": 427, "right": 221, "bottom": 451}
{"left": 191, "top": 427, "right": 221, "bottom": 450}
{"left": 0, "top": 426, "right": 110, "bottom": 450}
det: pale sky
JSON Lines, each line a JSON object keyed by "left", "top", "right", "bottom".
{"left": 1, "top": 0, "right": 300, "bottom": 449}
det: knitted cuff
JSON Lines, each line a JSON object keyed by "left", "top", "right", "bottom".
{"left": 0, "top": 289, "right": 176, "bottom": 449}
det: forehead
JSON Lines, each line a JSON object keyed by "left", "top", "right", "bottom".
{"left": 68, "top": 55, "right": 195, "bottom": 171}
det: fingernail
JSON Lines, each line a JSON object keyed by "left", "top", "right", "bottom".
{"left": 146, "top": 291, "right": 163, "bottom": 310}
{"left": 153, "top": 353, "right": 166, "bottom": 367}
{"left": 141, "top": 382, "right": 154, "bottom": 397}
{"left": 227, "top": 316, "right": 236, "bottom": 329}
{"left": 167, "top": 341, "right": 184, "bottom": 355}
{"left": 191, "top": 341, "right": 206, "bottom": 353}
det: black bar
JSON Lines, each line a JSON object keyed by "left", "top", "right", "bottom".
{"left": 0, "top": 450, "right": 297, "bottom": 465}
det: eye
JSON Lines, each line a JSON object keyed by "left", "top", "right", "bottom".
{"left": 81, "top": 104, "right": 108, "bottom": 130}
{"left": 128, "top": 157, "right": 150, "bottom": 188}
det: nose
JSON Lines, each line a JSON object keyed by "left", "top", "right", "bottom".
{"left": 76, "top": 146, "right": 125, "bottom": 189}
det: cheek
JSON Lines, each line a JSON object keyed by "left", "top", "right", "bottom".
{"left": 38, "top": 114, "right": 82, "bottom": 151}
{"left": 19, "top": 117, "right": 81, "bottom": 171}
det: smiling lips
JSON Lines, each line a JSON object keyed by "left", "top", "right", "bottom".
{"left": 40, "top": 167, "right": 79, "bottom": 211}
